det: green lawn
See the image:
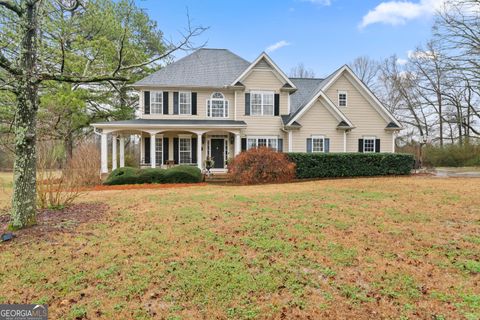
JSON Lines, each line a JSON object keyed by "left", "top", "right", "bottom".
{"left": 0, "top": 174, "right": 479, "bottom": 319}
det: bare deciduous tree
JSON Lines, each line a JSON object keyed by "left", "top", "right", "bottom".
{"left": 348, "top": 56, "right": 379, "bottom": 88}
{"left": 289, "top": 63, "right": 316, "bottom": 78}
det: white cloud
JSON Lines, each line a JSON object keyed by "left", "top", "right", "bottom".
{"left": 407, "top": 49, "right": 436, "bottom": 59}
{"left": 266, "top": 40, "right": 291, "bottom": 53}
{"left": 301, "top": 0, "right": 332, "bottom": 6}
{"left": 396, "top": 58, "right": 408, "bottom": 65}
{"left": 359, "top": 0, "right": 449, "bottom": 28}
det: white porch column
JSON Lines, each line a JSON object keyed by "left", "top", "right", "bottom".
{"left": 343, "top": 131, "right": 347, "bottom": 152}
{"left": 119, "top": 136, "right": 125, "bottom": 167}
{"left": 234, "top": 133, "right": 241, "bottom": 156}
{"left": 288, "top": 131, "right": 293, "bottom": 152}
{"left": 197, "top": 133, "right": 203, "bottom": 169}
{"left": 112, "top": 135, "right": 117, "bottom": 171}
{"left": 150, "top": 133, "right": 156, "bottom": 168}
{"left": 101, "top": 133, "right": 108, "bottom": 173}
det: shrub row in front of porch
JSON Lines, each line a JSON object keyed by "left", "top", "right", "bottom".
{"left": 287, "top": 153, "right": 415, "bottom": 179}
{"left": 104, "top": 166, "right": 203, "bottom": 185}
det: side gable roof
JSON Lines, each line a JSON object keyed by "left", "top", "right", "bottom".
{"left": 231, "top": 52, "right": 297, "bottom": 89}
{"left": 132, "top": 49, "right": 250, "bottom": 88}
{"left": 287, "top": 65, "right": 402, "bottom": 128}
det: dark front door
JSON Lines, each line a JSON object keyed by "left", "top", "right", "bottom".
{"left": 210, "top": 139, "right": 225, "bottom": 169}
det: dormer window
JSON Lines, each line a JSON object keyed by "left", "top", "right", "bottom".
{"left": 338, "top": 91, "right": 347, "bottom": 107}
{"left": 207, "top": 92, "right": 229, "bottom": 118}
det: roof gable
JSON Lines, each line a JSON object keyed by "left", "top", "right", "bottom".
{"left": 231, "top": 52, "right": 296, "bottom": 89}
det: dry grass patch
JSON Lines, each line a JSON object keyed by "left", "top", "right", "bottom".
{"left": 0, "top": 177, "right": 479, "bottom": 319}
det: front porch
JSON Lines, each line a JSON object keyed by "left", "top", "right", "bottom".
{"left": 92, "top": 119, "right": 247, "bottom": 174}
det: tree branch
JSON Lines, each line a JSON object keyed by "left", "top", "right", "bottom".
{"left": 38, "top": 73, "right": 128, "bottom": 83}
{"left": 0, "top": 0, "right": 24, "bottom": 16}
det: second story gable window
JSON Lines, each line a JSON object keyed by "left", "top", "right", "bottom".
{"left": 251, "top": 91, "right": 274, "bottom": 116}
{"left": 151, "top": 91, "right": 163, "bottom": 114}
{"left": 207, "top": 92, "right": 229, "bottom": 118}
{"left": 179, "top": 92, "right": 192, "bottom": 115}
{"left": 338, "top": 91, "right": 347, "bottom": 107}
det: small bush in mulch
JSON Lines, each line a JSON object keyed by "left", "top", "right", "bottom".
{"left": 104, "top": 166, "right": 203, "bottom": 185}
{"left": 228, "top": 147, "right": 296, "bottom": 185}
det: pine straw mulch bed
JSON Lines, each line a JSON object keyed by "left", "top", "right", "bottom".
{"left": 0, "top": 202, "right": 108, "bottom": 242}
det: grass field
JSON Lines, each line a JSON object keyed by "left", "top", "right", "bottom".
{"left": 0, "top": 172, "right": 479, "bottom": 319}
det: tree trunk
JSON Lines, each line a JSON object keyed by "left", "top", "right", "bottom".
{"left": 11, "top": 1, "right": 39, "bottom": 229}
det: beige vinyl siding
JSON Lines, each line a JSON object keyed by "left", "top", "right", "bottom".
{"left": 236, "top": 67, "right": 289, "bottom": 138}
{"left": 138, "top": 88, "right": 234, "bottom": 120}
{"left": 324, "top": 73, "right": 394, "bottom": 152}
{"left": 292, "top": 98, "right": 345, "bottom": 152}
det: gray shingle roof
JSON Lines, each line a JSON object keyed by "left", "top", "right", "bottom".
{"left": 133, "top": 49, "right": 250, "bottom": 88}
{"left": 289, "top": 78, "right": 325, "bottom": 114}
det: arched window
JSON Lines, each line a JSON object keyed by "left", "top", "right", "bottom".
{"left": 207, "top": 92, "right": 229, "bottom": 118}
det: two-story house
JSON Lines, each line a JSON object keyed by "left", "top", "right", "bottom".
{"left": 92, "top": 48, "right": 402, "bottom": 173}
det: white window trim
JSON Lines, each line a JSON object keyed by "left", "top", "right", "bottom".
{"left": 246, "top": 136, "right": 278, "bottom": 150}
{"left": 311, "top": 135, "right": 325, "bottom": 153}
{"left": 155, "top": 136, "right": 163, "bottom": 166}
{"left": 178, "top": 136, "right": 192, "bottom": 164}
{"left": 206, "top": 92, "right": 229, "bottom": 118}
{"left": 338, "top": 90, "right": 347, "bottom": 107}
{"left": 179, "top": 91, "right": 192, "bottom": 115}
{"left": 250, "top": 91, "right": 275, "bottom": 116}
{"left": 363, "top": 136, "right": 376, "bottom": 153}
{"left": 150, "top": 90, "right": 163, "bottom": 114}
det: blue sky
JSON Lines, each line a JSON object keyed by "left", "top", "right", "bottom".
{"left": 136, "top": 0, "right": 439, "bottom": 77}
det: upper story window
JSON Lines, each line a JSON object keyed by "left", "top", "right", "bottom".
{"left": 151, "top": 91, "right": 163, "bottom": 114}
{"left": 251, "top": 91, "right": 274, "bottom": 116}
{"left": 338, "top": 91, "right": 347, "bottom": 107}
{"left": 179, "top": 92, "right": 192, "bottom": 115}
{"left": 363, "top": 136, "right": 376, "bottom": 153}
{"left": 207, "top": 92, "right": 229, "bottom": 118}
{"left": 312, "top": 136, "right": 325, "bottom": 153}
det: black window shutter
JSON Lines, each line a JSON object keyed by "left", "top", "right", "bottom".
{"left": 245, "top": 93, "right": 250, "bottom": 115}
{"left": 144, "top": 137, "right": 151, "bottom": 163}
{"left": 306, "top": 138, "right": 312, "bottom": 153}
{"left": 163, "top": 92, "right": 169, "bottom": 114}
{"left": 325, "top": 138, "right": 330, "bottom": 153}
{"left": 278, "top": 138, "right": 283, "bottom": 152}
{"left": 358, "top": 139, "right": 364, "bottom": 153}
{"left": 144, "top": 91, "right": 150, "bottom": 115}
{"left": 241, "top": 138, "right": 247, "bottom": 151}
{"left": 163, "top": 137, "right": 169, "bottom": 164}
{"left": 191, "top": 138, "right": 197, "bottom": 164}
{"left": 173, "top": 138, "right": 179, "bottom": 164}
{"left": 191, "top": 92, "right": 197, "bottom": 115}
{"left": 173, "top": 92, "right": 179, "bottom": 114}
{"left": 375, "top": 139, "right": 381, "bottom": 153}
{"left": 274, "top": 94, "right": 280, "bottom": 116}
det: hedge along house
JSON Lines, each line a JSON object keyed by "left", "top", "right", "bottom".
{"left": 92, "top": 48, "right": 402, "bottom": 173}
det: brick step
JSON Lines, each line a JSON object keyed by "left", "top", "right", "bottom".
{"left": 204, "top": 174, "right": 231, "bottom": 182}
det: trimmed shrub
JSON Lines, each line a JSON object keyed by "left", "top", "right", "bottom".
{"left": 165, "top": 165, "right": 203, "bottom": 183}
{"left": 104, "top": 166, "right": 202, "bottom": 185}
{"left": 287, "top": 153, "right": 414, "bottom": 179}
{"left": 228, "top": 147, "right": 296, "bottom": 185}
{"left": 104, "top": 167, "right": 140, "bottom": 185}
